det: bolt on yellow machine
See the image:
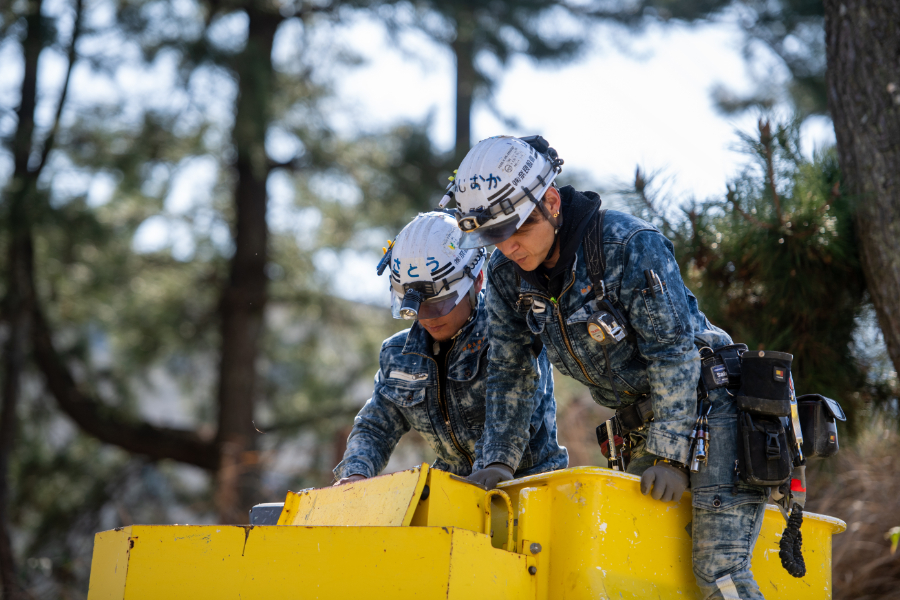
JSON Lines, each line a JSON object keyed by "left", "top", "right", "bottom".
{"left": 87, "top": 464, "right": 844, "bottom": 599}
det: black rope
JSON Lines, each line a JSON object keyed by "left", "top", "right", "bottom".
{"left": 779, "top": 503, "right": 806, "bottom": 577}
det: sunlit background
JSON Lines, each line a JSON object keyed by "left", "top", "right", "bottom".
{"left": 0, "top": 0, "right": 897, "bottom": 597}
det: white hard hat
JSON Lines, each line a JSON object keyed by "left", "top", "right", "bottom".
{"left": 381, "top": 212, "right": 486, "bottom": 320}
{"left": 443, "top": 135, "right": 563, "bottom": 248}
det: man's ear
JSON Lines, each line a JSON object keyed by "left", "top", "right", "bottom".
{"left": 543, "top": 186, "right": 562, "bottom": 215}
{"left": 474, "top": 270, "right": 485, "bottom": 294}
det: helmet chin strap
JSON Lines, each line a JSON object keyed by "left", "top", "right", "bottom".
{"left": 544, "top": 229, "right": 560, "bottom": 263}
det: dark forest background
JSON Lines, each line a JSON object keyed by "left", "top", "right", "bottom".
{"left": 1, "top": 0, "right": 898, "bottom": 597}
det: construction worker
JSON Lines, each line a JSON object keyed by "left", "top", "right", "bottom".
{"left": 445, "top": 135, "right": 768, "bottom": 600}
{"left": 333, "top": 211, "right": 567, "bottom": 486}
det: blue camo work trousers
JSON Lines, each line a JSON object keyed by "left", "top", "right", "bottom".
{"left": 627, "top": 388, "right": 768, "bottom": 600}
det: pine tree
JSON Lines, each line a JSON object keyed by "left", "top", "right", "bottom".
{"left": 629, "top": 119, "right": 890, "bottom": 428}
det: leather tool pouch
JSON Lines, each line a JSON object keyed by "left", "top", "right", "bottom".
{"left": 798, "top": 394, "right": 846, "bottom": 458}
{"left": 738, "top": 412, "right": 792, "bottom": 486}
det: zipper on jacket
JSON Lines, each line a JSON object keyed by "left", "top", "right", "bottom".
{"left": 551, "top": 276, "right": 599, "bottom": 387}
{"left": 436, "top": 337, "right": 474, "bottom": 467}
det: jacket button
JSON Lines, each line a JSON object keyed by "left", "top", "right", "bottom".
{"left": 712, "top": 496, "right": 722, "bottom": 508}
{"left": 465, "top": 370, "right": 471, "bottom": 377}
{"left": 407, "top": 393, "right": 413, "bottom": 400}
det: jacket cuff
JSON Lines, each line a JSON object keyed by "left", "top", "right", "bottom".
{"left": 333, "top": 458, "right": 375, "bottom": 481}
{"left": 644, "top": 425, "right": 692, "bottom": 465}
{"left": 481, "top": 442, "right": 523, "bottom": 471}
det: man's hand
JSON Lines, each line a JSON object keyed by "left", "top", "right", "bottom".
{"left": 468, "top": 463, "right": 514, "bottom": 490}
{"left": 333, "top": 474, "right": 366, "bottom": 486}
{"left": 640, "top": 462, "right": 689, "bottom": 502}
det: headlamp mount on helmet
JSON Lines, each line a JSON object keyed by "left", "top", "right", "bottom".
{"left": 392, "top": 249, "right": 484, "bottom": 320}
{"left": 398, "top": 288, "right": 426, "bottom": 319}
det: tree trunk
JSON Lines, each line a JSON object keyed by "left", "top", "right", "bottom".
{"left": 452, "top": 7, "right": 476, "bottom": 161}
{"left": 214, "top": 5, "right": 281, "bottom": 524}
{"left": 0, "top": 2, "right": 42, "bottom": 597}
{"left": 824, "top": 0, "right": 900, "bottom": 377}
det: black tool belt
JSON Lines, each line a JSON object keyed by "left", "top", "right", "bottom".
{"left": 699, "top": 343, "right": 747, "bottom": 392}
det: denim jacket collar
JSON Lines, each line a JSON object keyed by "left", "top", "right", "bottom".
{"left": 518, "top": 251, "right": 581, "bottom": 301}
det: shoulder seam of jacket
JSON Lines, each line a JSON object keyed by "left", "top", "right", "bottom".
{"left": 381, "top": 330, "right": 410, "bottom": 350}
{"left": 619, "top": 226, "right": 665, "bottom": 248}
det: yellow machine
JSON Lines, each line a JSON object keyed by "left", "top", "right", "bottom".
{"left": 87, "top": 464, "right": 844, "bottom": 599}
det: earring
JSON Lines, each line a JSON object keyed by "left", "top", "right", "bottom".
{"left": 553, "top": 212, "right": 560, "bottom": 218}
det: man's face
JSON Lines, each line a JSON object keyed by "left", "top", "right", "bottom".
{"left": 417, "top": 273, "right": 484, "bottom": 341}
{"left": 493, "top": 188, "right": 561, "bottom": 272}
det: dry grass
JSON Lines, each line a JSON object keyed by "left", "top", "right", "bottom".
{"left": 805, "top": 421, "right": 900, "bottom": 599}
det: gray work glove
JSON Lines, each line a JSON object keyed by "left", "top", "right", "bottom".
{"left": 468, "top": 463, "right": 514, "bottom": 490}
{"left": 640, "top": 462, "right": 689, "bottom": 502}
{"left": 333, "top": 474, "right": 366, "bottom": 487}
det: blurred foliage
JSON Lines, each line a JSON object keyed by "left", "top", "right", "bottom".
{"left": 0, "top": 0, "right": 444, "bottom": 596}
{"left": 805, "top": 421, "right": 900, "bottom": 599}
{"left": 370, "top": 0, "right": 591, "bottom": 154}
{"left": 622, "top": 118, "right": 897, "bottom": 433}
{"left": 0, "top": 0, "right": 890, "bottom": 597}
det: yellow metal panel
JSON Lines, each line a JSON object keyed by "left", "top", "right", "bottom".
{"left": 87, "top": 464, "right": 845, "bottom": 600}
{"left": 278, "top": 463, "right": 428, "bottom": 526}
{"left": 87, "top": 527, "right": 131, "bottom": 600}
{"left": 409, "top": 469, "right": 485, "bottom": 533}
{"left": 446, "top": 528, "right": 536, "bottom": 600}
{"left": 753, "top": 505, "right": 842, "bottom": 598}
{"left": 516, "top": 486, "right": 552, "bottom": 600}
{"left": 499, "top": 466, "right": 844, "bottom": 600}
{"left": 87, "top": 524, "right": 532, "bottom": 600}
{"left": 483, "top": 490, "right": 514, "bottom": 551}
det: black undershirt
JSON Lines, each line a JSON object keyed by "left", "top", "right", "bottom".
{"left": 515, "top": 185, "right": 602, "bottom": 298}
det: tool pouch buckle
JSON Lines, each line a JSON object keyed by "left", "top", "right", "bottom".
{"left": 737, "top": 412, "right": 792, "bottom": 486}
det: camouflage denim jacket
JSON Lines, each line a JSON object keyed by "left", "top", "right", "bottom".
{"left": 334, "top": 292, "right": 568, "bottom": 480}
{"left": 484, "top": 209, "right": 733, "bottom": 466}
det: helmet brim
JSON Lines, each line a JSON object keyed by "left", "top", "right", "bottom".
{"left": 458, "top": 207, "right": 534, "bottom": 249}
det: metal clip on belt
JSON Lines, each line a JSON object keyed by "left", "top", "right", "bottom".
{"left": 699, "top": 343, "right": 747, "bottom": 392}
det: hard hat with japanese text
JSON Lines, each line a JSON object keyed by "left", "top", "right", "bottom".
{"left": 386, "top": 212, "right": 486, "bottom": 320}
{"left": 445, "top": 135, "right": 564, "bottom": 248}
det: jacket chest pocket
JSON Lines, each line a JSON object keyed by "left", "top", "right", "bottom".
{"left": 565, "top": 301, "right": 649, "bottom": 395}
{"left": 448, "top": 348, "right": 487, "bottom": 431}
{"left": 379, "top": 381, "right": 433, "bottom": 436}
{"left": 640, "top": 282, "right": 684, "bottom": 343}
{"left": 380, "top": 381, "right": 427, "bottom": 408}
